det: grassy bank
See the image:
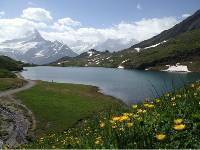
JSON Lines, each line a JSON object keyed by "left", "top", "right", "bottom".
{"left": 15, "top": 81, "right": 123, "bottom": 135}
{"left": 0, "top": 78, "right": 26, "bottom": 91}
{"left": 20, "top": 81, "right": 200, "bottom": 149}
{"left": 0, "top": 69, "right": 16, "bottom": 78}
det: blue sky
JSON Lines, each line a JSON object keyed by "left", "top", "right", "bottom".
{"left": 0, "top": 0, "right": 199, "bottom": 28}
{"left": 0, "top": 0, "right": 199, "bottom": 53}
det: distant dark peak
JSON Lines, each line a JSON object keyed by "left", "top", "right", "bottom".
{"left": 89, "top": 49, "right": 97, "bottom": 52}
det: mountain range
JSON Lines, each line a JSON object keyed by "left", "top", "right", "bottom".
{"left": 53, "top": 9, "right": 200, "bottom": 72}
{"left": 0, "top": 9, "right": 200, "bottom": 72}
{"left": 0, "top": 30, "right": 77, "bottom": 65}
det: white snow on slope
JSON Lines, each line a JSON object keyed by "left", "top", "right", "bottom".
{"left": 134, "top": 48, "right": 141, "bottom": 52}
{"left": 118, "top": 65, "right": 124, "bottom": 69}
{"left": 162, "top": 64, "right": 190, "bottom": 72}
{"left": 144, "top": 40, "right": 167, "bottom": 49}
{"left": 0, "top": 42, "right": 38, "bottom": 54}
{"left": 121, "top": 59, "right": 129, "bottom": 64}
{"left": 35, "top": 50, "right": 45, "bottom": 57}
{"left": 87, "top": 51, "right": 94, "bottom": 57}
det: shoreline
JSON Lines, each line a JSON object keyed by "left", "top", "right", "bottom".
{"left": 18, "top": 71, "right": 126, "bottom": 107}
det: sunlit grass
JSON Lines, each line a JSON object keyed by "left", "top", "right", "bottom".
{"left": 19, "top": 81, "right": 200, "bottom": 149}
{"left": 0, "top": 78, "right": 25, "bottom": 91}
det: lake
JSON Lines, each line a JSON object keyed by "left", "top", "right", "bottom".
{"left": 21, "top": 66, "right": 200, "bottom": 105}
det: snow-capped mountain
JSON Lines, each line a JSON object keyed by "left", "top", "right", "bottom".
{"left": 0, "top": 29, "right": 77, "bottom": 64}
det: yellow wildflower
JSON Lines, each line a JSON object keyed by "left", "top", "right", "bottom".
{"left": 136, "top": 117, "right": 142, "bottom": 121}
{"left": 112, "top": 116, "right": 121, "bottom": 121}
{"left": 156, "top": 133, "right": 166, "bottom": 141}
{"left": 132, "top": 104, "right": 138, "bottom": 109}
{"left": 148, "top": 104, "right": 155, "bottom": 108}
{"left": 174, "top": 124, "right": 186, "bottom": 131}
{"left": 144, "top": 103, "right": 154, "bottom": 108}
{"left": 133, "top": 114, "right": 139, "bottom": 118}
{"left": 137, "top": 108, "right": 143, "bottom": 113}
{"left": 194, "top": 93, "right": 197, "bottom": 96}
{"left": 95, "top": 136, "right": 102, "bottom": 145}
{"left": 142, "top": 110, "right": 147, "bottom": 113}
{"left": 171, "top": 97, "right": 175, "bottom": 101}
{"left": 174, "top": 118, "right": 183, "bottom": 124}
{"left": 127, "top": 122, "right": 133, "bottom": 128}
{"left": 95, "top": 140, "right": 100, "bottom": 145}
{"left": 119, "top": 115, "right": 130, "bottom": 122}
{"left": 99, "top": 121, "right": 105, "bottom": 128}
{"left": 191, "top": 84, "right": 195, "bottom": 88}
{"left": 112, "top": 125, "right": 117, "bottom": 128}
{"left": 123, "top": 112, "right": 130, "bottom": 116}
{"left": 156, "top": 99, "right": 160, "bottom": 103}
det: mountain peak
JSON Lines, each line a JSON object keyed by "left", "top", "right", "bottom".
{"left": 27, "top": 29, "right": 45, "bottom": 42}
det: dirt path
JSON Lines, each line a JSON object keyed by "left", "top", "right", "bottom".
{"left": 0, "top": 75, "right": 36, "bottom": 148}
{"left": 0, "top": 79, "right": 36, "bottom": 97}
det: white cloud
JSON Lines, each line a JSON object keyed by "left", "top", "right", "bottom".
{"left": 58, "top": 18, "right": 81, "bottom": 26}
{"left": 52, "top": 18, "right": 81, "bottom": 31}
{"left": 137, "top": 3, "right": 142, "bottom": 10}
{"left": 0, "top": 7, "right": 180, "bottom": 53}
{"left": 182, "top": 14, "right": 190, "bottom": 18}
{"left": 0, "top": 18, "right": 47, "bottom": 41}
{"left": 43, "top": 17, "right": 179, "bottom": 53}
{"left": 0, "top": 11, "right": 5, "bottom": 18}
{"left": 21, "top": 7, "right": 53, "bottom": 22}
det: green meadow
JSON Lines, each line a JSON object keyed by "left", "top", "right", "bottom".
{"left": 19, "top": 81, "right": 200, "bottom": 149}
{"left": 15, "top": 81, "right": 123, "bottom": 135}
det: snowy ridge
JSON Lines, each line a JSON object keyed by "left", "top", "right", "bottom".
{"left": 0, "top": 29, "right": 77, "bottom": 64}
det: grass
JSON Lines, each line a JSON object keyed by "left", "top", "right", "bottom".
{"left": 15, "top": 81, "right": 123, "bottom": 135}
{"left": 0, "top": 78, "right": 26, "bottom": 91}
{"left": 0, "top": 55, "right": 23, "bottom": 71}
{"left": 0, "top": 69, "right": 17, "bottom": 78}
{"left": 20, "top": 81, "right": 200, "bottom": 149}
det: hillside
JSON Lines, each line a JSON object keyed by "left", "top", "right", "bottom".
{"left": 53, "top": 29, "right": 200, "bottom": 72}
{"left": 0, "top": 55, "right": 23, "bottom": 71}
{"left": 51, "top": 49, "right": 112, "bottom": 67}
{"left": 130, "top": 9, "right": 200, "bottom": 49}
{"left": 53, "top": 10, "right": 200, "bottom": 72}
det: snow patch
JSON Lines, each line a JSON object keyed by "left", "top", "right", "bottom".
{"left": 134, "top": 48, "right": 141, "bottom": 52}
{"left": 118, "top": 65, "right": 124, "bottom": 69}
{"left": 106, "top": 57, "right": 111, "bottom": 60}
{"left": 162, "top": 63, "right": 190, "bottom": 72}
{"left": 35, "top": 50, "right": 44, "bottom": 57}
{"left": 95, "top": 54, "right": 100, "bottom": 57}
{"left": 87, "top": 51, "right": 94, "bottom": 57}
{"left": 144, "top": 40, "right": 167, "bottom": 50}
{"left": 121, "top": 59, "right": 129, "bottom": 64}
